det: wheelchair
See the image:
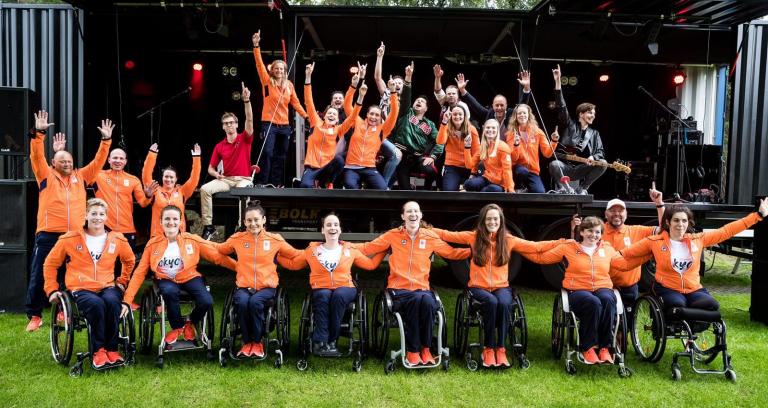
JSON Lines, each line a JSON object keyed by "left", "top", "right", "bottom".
{"left": 137, "top": 280, "right": 215, "bottom": 368}
{"left": 453, "top": 288, "right": 529, "bottom": 371}
{"left": 295, "top": 285, "right": 368, "bottom": 372}
{"left": 371, "top": 289, "right": 449, "bottom": 374}
{"left": 49, "top": 290, "right": 135, "bottom": 377}
{"left": 631, "top": 292, "right": 735, "bottom": 381}
{"left": 217, "top": 286, "right": 290, "bottom": 368}
{"left": 551, "top": 289, "right": 632, "bottom": 377}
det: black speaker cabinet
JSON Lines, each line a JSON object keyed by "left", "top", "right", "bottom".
{"left": 0, "top": 87, "right": 39, "bottom": 179}
{"left": 0, "top": 180, "right": 38, "bottom": 250}
{"left": 0, "top": 249, "right": 29, "bottom": 312}
{"left": 751, "top": 259, "right": 768, "bottom": 325}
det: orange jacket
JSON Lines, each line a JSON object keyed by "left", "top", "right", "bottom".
{"left": 434, "top": 229, "right": 564, "bottom": 290}
{"left": 123, "top": 232, "right": 235, "bottom": 304}
{"left": 526, "top": 240, "right": 650, "bottom": 291}
{"left": 603, "top": 224, "right": 657, "bottom": 288}
{"left": 357, "top": 226, "right": 470, "bottom": 291}
{"left": 93, "top": 170, "right": 151, "bottom": 234}
{"left": 30, "top": 131, "right": 111, "bottom": 233}
{"left": 217, "top": 230, "right": 302, "bottom": 290}
{"left": 142, "top": 150, "right": 201, "bottom": 237}
{"left": 620, "top": 212, "right": 762, "bottom": 294}
{"left": 464, "top": 140, "right": 517, "bottom": 192}
{"left": 278, "top": 241, "right": 387, "bottom": 289}
{"left": 507, "top": 127, "right": 556, "bottom": 175}
{"left": 304, "top": 84, "right": 360, "bottom": 169}
{"left": 253, "top": 47, "right": 307, "bottom": 125}
{"left": 436, "top": 124, "right": 479, "bottom": 169}
{"left": 343, "top": 86, "right": 400, "bottom": 168}
{"left": 43, "top": 230, "right": 135, "bottom": 296}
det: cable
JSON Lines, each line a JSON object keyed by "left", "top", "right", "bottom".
{"left": 114, "top": 7, "right": 126, "bottom": 150}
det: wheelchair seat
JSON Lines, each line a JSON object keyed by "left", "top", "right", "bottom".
{"left": 666, "top": 307, "right": 721, "bottom": 323}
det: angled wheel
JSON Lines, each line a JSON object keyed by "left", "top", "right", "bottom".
{"left": 276, "top": 289, "right": 290, "bottom": 353}
{"left": 138, "top": 286, "right": 156, "bottom": 355}
{"left": 453, "top": 291, "right": 469, "bottom": 358}
{"left": 615, "top": 308, "right": 628, "bottom": 356}
{"left": 119, "top": 306, "right": 137, "bottom": 364}
{"left": 551, "top": 294, "right": 565, "bottom": 359}
{"left": 298, "top": 293, "right": 311, "bottom": 360}
{"left": 203, "top": 301, "right": 215, "bottom": 350}
{"left": 359, "top": 291, "right": 369, "bottom": 358}
{"left": 509, "top": 290, "right": 528, "bottom": 358}
{"left": 50, "top": 291, "right": 75, "bottom": 365}
{"left": 371, "top": 291, "right": 390, "bottom": 359}
{"left": 219, "top": 289, "right": 236, "bottom": 359}
{"left": 631, "top": 295, "right": 665, "bottom": 362}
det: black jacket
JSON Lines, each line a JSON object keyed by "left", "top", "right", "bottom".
{"left": 461, "top": 89, "right": 531, "bottom": 141}
{"left": 553, "top": 90, "right": 605, "bottom": 161}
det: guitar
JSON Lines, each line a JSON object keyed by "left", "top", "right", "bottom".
{"left": 563, "top": 154, "right": 631, "bottom": 174}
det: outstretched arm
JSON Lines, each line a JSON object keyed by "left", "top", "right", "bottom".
{"left": 242, "top": 82, "right": 254, "bottom": 136}
{"left": 180, "top": 145, "right": 202, "bottom": 199}
{"left": 374, "top": 42, "right": 387, "bottom": 96}
{"left": 80, "top": 119, "right": 114, "bottom": 184}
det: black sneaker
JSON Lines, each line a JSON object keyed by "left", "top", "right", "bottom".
{"left": 312, "top": 341, "right": 327, "bottom": 355}
{"left": 201, "top": 225, "right": 216, "bottom": 241}
{"left": 325, "top": 341, "right": 342, "bottom": 357}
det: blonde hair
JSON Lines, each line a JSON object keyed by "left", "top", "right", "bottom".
{"left": 446, "top": 105, "right": 470, "bottom": 140}
{"left": 86, "top": 198, "right": 108, "bottom": 212}
{"left": 480, "top": 119, "right": 500, "bottom": 161}
{"left": 268, "top": 60, "right": 288, "bottom": 87}
{"left": 507, "top": 104, "right": 541, "bottom": 140}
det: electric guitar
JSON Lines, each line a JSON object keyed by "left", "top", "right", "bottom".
{"left": 563, "top": 154, "right": 632, "bottom": 174}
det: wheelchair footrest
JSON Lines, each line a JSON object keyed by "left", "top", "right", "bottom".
{"left": 165, "top": 340, "right": 201, "bottom": 351}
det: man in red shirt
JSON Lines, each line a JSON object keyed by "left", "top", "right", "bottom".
{"left": 200, "top": 83, "right": 254, "bottom": 240}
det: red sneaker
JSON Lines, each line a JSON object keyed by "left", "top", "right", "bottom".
{"left": 106, "top": 350, "right": 124, "bottom": 364}
{"left": 406, "top": 352, "right": 422, "bottom": 366}
{"left": 130, "top": 303, "right": 140, "bottom": 311}
{"left": 420, "top": 347, "right": 436, "bottom": 365}
{"left": 495, "top": 347, "right": 510, "bottom": 367}
{"left": 327, "top": 183, "right": 334, "bottom": 189}
{"left": 56, "top": 311, "right": 65, "bottom": 323}
{"left": 582, "top": 348, "right": 600, "bottom": 365}
{"left": 481, "top": 347, "right": 496, "bottom": 368}
{"left": 164, "top": 328, "right": 181, "bottom": 345}
{"left": 598, "top": 347, "right": 614, "bottom": 364}
{"left": 182, "top": 321, "right": 196, "bottom": 341}
{"left": 237, "top": 343, "right": 252, "bottom": 358}
{"left": 252, "top": 342, "right": 265, "bottom": 358}
{"left": 92, "top": 348, "right": 109, "bottom": 368}
{"left": 25, "top": 316, "right": 43, "bottom": 332}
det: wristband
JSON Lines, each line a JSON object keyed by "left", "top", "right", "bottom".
{"left": 36, "top": 129, "right": 47, "bottom": 135}
{"left": 243, "top": 100, "right": 251, "bottom": 103}
{"left": 656, "top": 204, "right": 664, "bottom": 208}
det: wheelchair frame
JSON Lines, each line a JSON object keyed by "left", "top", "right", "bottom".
{"left": 49, "top": 290, "right": 135, "bottom": 377}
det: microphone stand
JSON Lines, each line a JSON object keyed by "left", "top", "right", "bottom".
{"left": 637, "top": 86, "right": 693, "bottom": 201}
{"left": 136, "top": 86, "right": 191, "bottom": 145}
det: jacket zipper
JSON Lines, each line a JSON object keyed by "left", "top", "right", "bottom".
{"left": 253, "top": 236, "right": 258, "bottom": 289}
{"left": 407, "top": 235, "right": 415, "bottom": 290}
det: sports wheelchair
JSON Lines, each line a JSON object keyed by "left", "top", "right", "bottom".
{"left": 49, "top": 290, "right": 135, "bottom": 377}
{"left": 453, "top": 288, "right": 529, "bottom": 371}
{"left": 371, "top": 289, "right": 449, "bottom": 374}
{"left": 295, "top": 285, "right": 368, "bottom": 372}
{"left": 631, "top": 292, "right": 735, "bottom": 381}
{"left": 137, "top": 280, "right": 215, "bottom": 368}
{"left": 217, "top": 286, "right": 290, "bottom": 368}
{"left": 551, "top": 289, "right": 632, "bottom": 377}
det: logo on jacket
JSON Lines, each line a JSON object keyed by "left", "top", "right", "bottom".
{"left": 401, "top": 239, "right": 407, "bottom": 245}
{"left": 244, "top": 242, "right": 250, "bottom": 249}
{"left": 123, "top": 179, "right": 130, "bottom": 187}
{"left": 76, "top": 244, "right": 83, "bottom": 251}
{"left": 185, "top": 243, "right": 194, "bottom": 255}
{"left": 661, "top": 245, "right": 668, "bottom": 252}
{"left": 263, "top": 240, "right": 271, "bottom": 251}
{"left": 623, "top": 237, "right": 632, "bottom": 246}
{"left": 108, "top": 242, "right": 116, "bottom": 254}
{"left": 419, "top": 239, "right": 426, "bottom": 249}
{"left": 70, "top": 175, "right": 78, "bottom": 184}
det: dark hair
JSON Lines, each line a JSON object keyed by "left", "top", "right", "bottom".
{"left": 401, "top": 201, "right": 432, "bottom": 229}
{"left": 576, "top": 102, "right": 596, "bottom": 115}
{"left": 161, "top": 166, "right": 177, "bottom": 178}
{"left": 161, "top": 204, "right": 182, "bottom": 220}
{"left": 367, "top": 105, "right": 382, "bottom": 114}
{"left": 661, "top": 205, "right": 696, "bottom": 233}
{"left": 574, "top": 216, "right": 604, "bottom": 242}
{"left": 330, "top": 91, "right": 344, "bottom": 99}
{"left": 415, "top": 95, "right": 429, "bottom": 104}
{"left": 244, "top": 203, "right": 265, "bottom": 218}
{"left": 473, "top": 204, "right": 510, "bottom": 267}
{"left": 392, "top": 75, "right": 404, "bottom": 81}
{"left": 320, "top": 212, "right": 340, "bottom": 229}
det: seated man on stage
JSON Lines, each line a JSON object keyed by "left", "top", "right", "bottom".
{"left": 548, "top": 64, "right": 606, "bottom": 195}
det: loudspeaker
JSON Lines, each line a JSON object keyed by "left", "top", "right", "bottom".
{"left": 0, "top": 87, "right": 39, "bottom": 179}
{"left": 662, "top": 145, "right": 723, "bottom": 194}
{"left": 751, "top": 259, "right": 768, "bottom": 324}
{"left": 0, "top": 249, "right": 29, "bottom": 312}
{"left": 0, "top": 180, "right": 38, "bottom": 249}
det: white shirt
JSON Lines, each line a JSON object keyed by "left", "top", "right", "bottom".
{"left": 670, "top": 240, "right": 693, "bottom": 275}
{"left": 580, "top": 244, "right": 597, "bottom": 257}
{"left": 157, "top": 242, "right": 184, "bottom": 279}
{"left": 85, "top": 233, "right": 108, "bottom": 263}
{"left": 316, "top": 245, "right": 342, "bottom": 273}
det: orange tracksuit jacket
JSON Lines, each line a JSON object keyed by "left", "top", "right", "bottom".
{"left": 253, "top": 47, "right": 307, "bottom": 124}
{"left": 43, "top": 230, "right": 135, "bottom": 297}
{"left": 620, "top": 212, "right": 762, "bottom": 294}
{"left": 464, "top": 140, "right": 517, "bottom": 192}
{"left": 142, "top": 150, "right": 201, "bottom": 237}
{"left": 526, "top": 240, "right": 651, "bottom": 291}
{"left": 93, "top": 170, "right": 151, "bottom": 234}
{"left": 343, "top": 86, "right": 400, "bottom": 168}
{"left": 436, "top": 124, "right": 480, "bottom": 169}
{"left": 603, "top": 224, "right": 657, "bottom": 288}
{"left": 123, "top": 232, "right": 236, "bottom": 304}
{"left": 434, "top": 229, "right": 564, "bottom": 291}
{"left": 507, "top": 127, "right": 556, "bottom": 175}
{"left": 217, "top": 230, "right": 302, "bottom": 290}
{"left": 357, "top": 226, "right": 470, "bottom": 291}
{"left": 278, "top": 242, "right": 387, "bottom": 289}
{"left": 303, "top": 84, "right": 360, "bottom": 169}
{"left": 31, "top": 131, "right": 111, "bottom": 233}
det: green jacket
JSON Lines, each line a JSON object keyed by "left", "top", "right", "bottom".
{"left": 389, "top": 83, "right": 444, "bottom": 158}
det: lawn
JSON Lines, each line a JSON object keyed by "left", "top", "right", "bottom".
{"left": 1, "top": 253, "right": 766, "bottom": 407}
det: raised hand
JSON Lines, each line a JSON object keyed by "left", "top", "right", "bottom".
{"left": 517, "top": 70, "right": 531, "bottom": 91}
{"left": 550, "top": 126, "right": 560, "bottom": 142}
{"left": 376, "top": 42, "right": 385, "bottom": 57}
{"left": 305, "top": 62, "right": 315, "bottom": 78}
{"left": 52, "top": 132, "right": 67, "bottom": 152}
{"left": 97, "top": 119, "right": 115, "bottom": 140}
{"left": 455, "top": 73, "right": 468, "bottom": 94}
{"left": 513, "top": 133, "right": 521, "bottom": 146}
{"left": 405, "top": 61, "right": 414, "bottom": 79}
{"left": 433, "top": 64, "right": 443, "bottom": 78}
{"left": 441, "top": 110, "right": 451, "bottom": 125}
{"left": 387, "top": 75, "right": 396, "bottom": 93}
{"left": 359, "top": 82, "right": 368, "bottom": 97}
{"left": 34, "top": 110, "right": 54, "bottom": 131}
{"left": 358, "top": 62, "right": 367, "bottom": 79}
{"left": 351, "top": 67, "right": 360, "bottom": 88}
{"left": 143, "top": 180, "right": 160, "bottom": 198}
{"left": 552, "top": 64, "right": 562, "bottom": 83}
{"left": 252, "top": 30, "right": 261, "bottom": 47}
{"left": 758, "top": 197, "right": 768, "bottom": 218}
{"left": 464, "top": 134, "right": 472, "bottom": 148}
{"left": 191, "top": 143, "right": 201, "bottom": 156}
{"left": 649, "top": 181, "right": 663, "bottom": 204}
{"left": 570, "top": 214, "right": 582, "bottom": 237}
{"left": 149, "top": 143, "right": 159, "bottom": 153}
{"left": 241, "top": 82, "right": 251, "bottom": 101}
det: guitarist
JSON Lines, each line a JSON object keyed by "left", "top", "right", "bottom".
{"left": 548, "top": 64, "right": 606, "bottom": 195}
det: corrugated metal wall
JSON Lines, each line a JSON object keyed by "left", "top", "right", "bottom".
{"left": 0, "top": 3, "right": 85, "bottom": 169}
{"left": 728, "top": 21, "right": 768, "bottom": 205}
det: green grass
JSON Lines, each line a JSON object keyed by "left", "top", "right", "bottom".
{"left": 1, "top": 264, "right": 767, "bottom": 407}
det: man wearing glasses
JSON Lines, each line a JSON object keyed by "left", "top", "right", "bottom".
{"left": 200, "top": 82, "right": 255, "bottom": 240}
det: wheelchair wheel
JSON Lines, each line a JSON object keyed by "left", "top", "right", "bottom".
{"left": 551, "top": 294, "right": 565, "bottom": 359}
{"left": 297, "top": 293, "right": 312, "bottom": 360}
{"left": 436, "top": 301, "right": 448, "bottom": 354}
{"left": 631, "top": 295, "right": 665, "bottom": 362}
{"left": 138, "top": 286, "right": 156, "bottom": 354}
{"left": 615, "top": 309, "right": 628, "bottom": 355}
{"left": 203, "top": 301, "right": 215, "bottom": 351}
{"left": 50, "top": 291, "right": 75, "bottom": 365}
{"left": 119, "top": 307, "right": 137, "bottom": 364}
{"left": 218, "top": 289, "right": 236, "bottom": 364}
{"left": 453, "top": 291, "right": 469, "bottom": 358}
{"left": 371, "top": 291, "right": 390, "bottom": 359}
{"left": 276, "top": 289, "right": 290, "bottom": 353}
{"left": 509, "top": 290, "right": 528, "bottom": 357}
{"left": 358, "top": 291, "right": 369, "bottom": 358}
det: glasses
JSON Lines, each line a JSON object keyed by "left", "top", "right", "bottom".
{"left": 222, "top": 121, "right": 238, "bottom": 126}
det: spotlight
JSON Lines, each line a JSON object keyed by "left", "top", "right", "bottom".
{"left": 222, "top": 66, "right": 230, "bottom": 76}
{"left": 124, "top": 60, "right": 135, "bottom": 70}
{"left": 568, "top": 76, "right": 578, "bottom": 86}
{"left": 229, "top": 66, "right": 238, "bottom": 77}
{"left": 673, "top": 71, "right": 686, "bottom": 85}
{"left": 599, "top": 74, "right": 610, "bottom": 82}
{"left": 193, "top": 63, "right": 204, "bottom": 72}
{"left": 232, "top": 91, "right": 241, "bottom": 101}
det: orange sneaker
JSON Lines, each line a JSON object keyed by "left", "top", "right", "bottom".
{"left": 327, "top": 183, "right": 334, "bottom": 189}
{"left": 420, "top": 347, "right": 436, "bottom": 365}
{"left": 582, "top": 348, "right": 600, "bottom": 365}
{"left": 598, "top": 347, "right": 614, "bottom": 364}
{"left": 406, "top": 351, "right": 422, "bottom": 366}
{"left": 481, "top": 347, "right": 496, "bottom": 368}
{"left": 164, "top": 328, "right": 181, "bottom": 345}
{"left": 130, "top": 303, "right": 140, "bottom": 311}
{"left": 252, "top": 342, "right": 265, "bottom": 358}
{"left": 495, "top": 347, "right": 510, "bottom": 367}
{"left": 56, "top": 311, "right": 65, "bottom": 323}
{"left": 106, "top": 350, "right": 124, "bottom": 364}
{"left": 25, "top": 316, "right": 43, "bottom": 332}
{"left": 182, "top": 321, "right": 196, "bottom": 341}
{"left": 237, "top": 343, "right": 251, "bottom": 357}
{"left": 92, "top": 348, "right": 109, "bottom": 368}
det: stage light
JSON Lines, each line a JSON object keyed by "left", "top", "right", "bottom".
{"left": 599, "top": 74, "right": 610, "bottom": 82}
{"left": 673, "top": 71, "right": 686, "bottom": 85}
{"left": 229, "top": 66, "right": 238, "bottom": 76}
{"left": 124, "top": 60, "right": 135, "bottom": 70}
{"left": 193, "top": 63, "right": 204, "bottom": 72}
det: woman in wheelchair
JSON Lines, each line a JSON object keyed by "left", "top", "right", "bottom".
{"left": 526, "top": 216, "right": 649, "bottom": 365}
{"left": 278, "top": 213, "right": 386, "bottom": 356}
{"left": 433, "top": 203, "right": 562, "bottom": 368}
{"left": 121, "top": 205, "right": 235, "bottom": 346}
{"left": 216, "top": 203, "right": 302, "bottom": 358}
{"left": 620, "top": 199, "right": 767, "bottom": 310}
{"left": 44, "top": 198, "right": 136, "bottom": 368}
{"left": 356, "top": 201, "right": 470, "bottom": 366}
